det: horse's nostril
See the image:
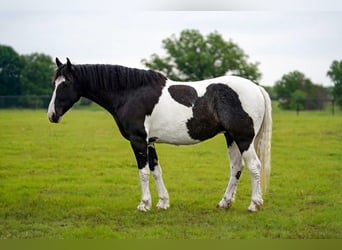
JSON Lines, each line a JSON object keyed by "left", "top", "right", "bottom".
{"left": 52, "top": 113, "right": 59, "bottom": 123}
{"left": 48, "top": 112, "right": 59, "bottom": 123}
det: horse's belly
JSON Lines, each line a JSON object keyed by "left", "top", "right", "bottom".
{"left": 148, "top": 123, "right": 200, "bottom": 145}
{"left": 144, "top": 105, "right": 200, "bottom": 146}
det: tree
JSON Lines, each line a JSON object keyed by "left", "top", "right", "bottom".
{"left": 327, "top": 60, "right": 342, "bottom": 108}
{"left": 20, "top": 53, "right": 55, "bottom": 95}
{"left": 274, "top": 71, "right": 328, "bottom": 110}
{"left": 0, "top": 45, "right": 23, "bottom": 95}
{"left": 142, "top": 29, "right": 261, "bottom": 82}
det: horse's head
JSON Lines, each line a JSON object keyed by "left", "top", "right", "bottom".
{"left": 47, "top": 58, "right": 81, "bottom": 123}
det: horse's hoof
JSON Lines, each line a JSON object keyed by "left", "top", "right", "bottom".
{"left": 156, "top": 198, "right": 170, "bottom": 210}
{"left": 247, "top": 200, "right": 262, "bottom": 212}
{"left": 137, "top": 200, "right": 151, "bottom": 212}
{"left": 216, "top": 198, "right": 233, "bottom": 209}
{"left": 247, "top": 204, "right": 259, "bottom": 212}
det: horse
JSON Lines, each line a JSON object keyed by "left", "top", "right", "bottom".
{"left": 47, "top": 58, "right": 272, "bottom": 212}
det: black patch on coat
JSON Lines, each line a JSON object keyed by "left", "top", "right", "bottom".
{"left": 168, "top": 85, "right": 198, "bottom": 107}
{"left": 186, "top": 83, "right": 254, "bottom": 153}
{"left": 70, "top": 64, "right": 167, "bottom": 141}
{"left": 235, "top": 171, "right": 242, "bottom": 180}
{"left": 53, "top": 62, "right": 168, "bottom": 171}
{"left": 224, "top": 133, "right": 234, "bottom": 147}
{"left": 148, "top": 137, "right": 158, "bottom": 144}
{"left": 186, "top": 87, "right": 223, "bottom": 141}
{"left": 148, "top": 146, "right": 159, "bottom": 171}
{"left": 51, "top": 61, "right": 171, "bottom": 171}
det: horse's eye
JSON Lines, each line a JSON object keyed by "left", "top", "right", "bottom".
{"left": 60, "top": 82, "right": 68, "bottom": 89}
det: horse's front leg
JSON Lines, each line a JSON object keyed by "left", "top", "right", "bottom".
{"left": 148, "top": 144, "right": 169, "bottom": 210}
{"left": 130, "top": 136, "right": 152, "bottom": 212}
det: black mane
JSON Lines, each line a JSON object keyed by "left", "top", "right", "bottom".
{"left": 71, "top": 64, "right": 167, "bottom": 91}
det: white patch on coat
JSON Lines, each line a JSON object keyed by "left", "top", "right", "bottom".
{"left": 144, "top": 80, "right": 199, "bottom": 145}
{"left": 47, "top": 76, "right": 65, "bottom": 121}
{"left": 151, "top": 164, "right": 169, "bottom": 210}
{"left": 137, "top": 166, "right": 152, "bottom": 212}
{"left": 144, "top": 76, "right": 265, "bottom": 145}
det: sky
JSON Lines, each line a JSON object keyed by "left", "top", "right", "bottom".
{"left": 1, "top": 0, "right": 342, "bottom": 86}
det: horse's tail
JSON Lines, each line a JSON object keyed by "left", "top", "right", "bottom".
{"left": 255, "top": 86, "right": 272, "bottom": 193}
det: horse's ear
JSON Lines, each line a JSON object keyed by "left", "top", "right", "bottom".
{"left": 66, "top": 58, "right": 72, "bottom": 69}
{"left": 55, "top": 57, "right": 63, "bottom": 68}
{"left": 66, "top": 58, "right": 75, "bottom": 74}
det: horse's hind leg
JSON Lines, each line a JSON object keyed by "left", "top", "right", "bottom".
{"left": 242, "top": 145, "right": 263, "bottom": 212}
{"left": 148, "top": 144, "right": 170, "bottom": 210}
{"left": 217, "top": 134, "right": 244, "bottom": 209}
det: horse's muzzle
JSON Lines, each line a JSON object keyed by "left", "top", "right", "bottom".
{"left": 48, "top": 112, "right": 61, "bottom": 123}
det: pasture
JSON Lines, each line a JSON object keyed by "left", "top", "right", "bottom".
{"left": 0, "top": 107, "right": 341, "bottom": 239}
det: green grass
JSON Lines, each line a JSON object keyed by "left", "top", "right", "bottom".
{"left": 0, "top": 107, "right": 341, "bottom": 239}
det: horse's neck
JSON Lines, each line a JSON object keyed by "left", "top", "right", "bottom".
{"left": 81, "top": 87, "right": 117, "bottom": 113}
{"left": 81, "top": 87, "right": 133, "bottom": 139}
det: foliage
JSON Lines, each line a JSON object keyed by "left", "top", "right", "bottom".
{"left": 0, "top": 45, "right": 54, "bottom": 97}
{"left": 274, "top": 71, "right": 329, "bottom": 110}
{"left": 20, "top": 53, "right": 55, "bottom": 95}
{"left": 142, "top": 29, "right": 261, "bottom": 82}
{"left": 0, "top": 45, "right": 23, "bottom": 95}
{"left": 327, "top": 60, "right": 342, "bottom": 108}
{"left": 0, "top": 109, "right": 341, "bottom": 239}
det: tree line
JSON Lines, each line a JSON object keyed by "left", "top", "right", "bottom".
{"left": 1, "top": 29, "right": 342, "bottom": 110}
{"left": 0, "top": 45, "right": 55, "bottom": 108}
{"left": 0, "top": 45, "right": 55, "bottom": 96}
{"left": 142, "top": 30, "right": 341, "bottom": 111}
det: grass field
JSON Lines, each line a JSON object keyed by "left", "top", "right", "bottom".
{"left": 0, "top": 106, "right": 341, "bottom": 239}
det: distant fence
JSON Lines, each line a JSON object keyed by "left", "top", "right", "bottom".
{"left": 0, "top": 95, "right": 337, "bottom": 115}
{"left": 0, "top": 95, "right": 51, "bottom": 109}
{"left": 0, "top": 95, "right": 92, "bottom": 109}
{"left": 276, "top": 97, "right": 337, "bottom": 115}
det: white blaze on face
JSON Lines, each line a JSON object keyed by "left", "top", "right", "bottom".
{"left": 47, "top": 76, "right": 65, "bottom": 122}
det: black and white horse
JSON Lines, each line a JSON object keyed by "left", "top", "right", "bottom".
{"left": 47, "top": 58, "right": 272, "bottom": 212}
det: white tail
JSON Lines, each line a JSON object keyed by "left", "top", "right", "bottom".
{"left": 255, "top": 86, "right": 272, "bottom": 193}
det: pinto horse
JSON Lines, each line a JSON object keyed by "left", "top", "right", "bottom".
{"left": 47, "top": 58, "right": 272, "bottom": 212}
